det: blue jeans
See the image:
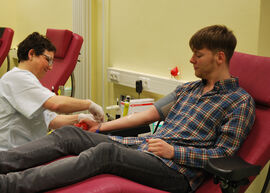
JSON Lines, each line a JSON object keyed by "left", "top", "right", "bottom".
{"left": 0, "top": 126, "right": 189, "bottom": 193}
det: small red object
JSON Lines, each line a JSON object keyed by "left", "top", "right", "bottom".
{"left": 170, "top": 66, "right": 179, "bottom": 77}
{"left": 74, "top": 122, "right": 89, "bottom": 130}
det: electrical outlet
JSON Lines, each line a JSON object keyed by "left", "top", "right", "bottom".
{"left": 139, "top": 76, "right": 150, "bottom": 89}
{"left": 108, "top": 71, "right": 120, "bottom": 82}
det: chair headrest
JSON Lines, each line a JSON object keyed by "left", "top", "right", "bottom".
{"left": 46, "top": 29, "right": 73, "bottom": 59}
{"left": 230, "top": 52, "right": 270, "bottom": 106}
{"left": 0, "top": 27, "right": 5, "bottom": 38}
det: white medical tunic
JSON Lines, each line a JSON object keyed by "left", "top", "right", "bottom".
{"left": 0, "top": 67, "right": 57, "bottom": 150}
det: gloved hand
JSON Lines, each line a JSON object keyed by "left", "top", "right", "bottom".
{"left": 88, "top": 100, "right": 105, "bottom": 122}
{"left": 78, "top": 113, "right": 95, "bottom": 122}
{"left": 76, "top": 113, "right": 98, "bottom": 131}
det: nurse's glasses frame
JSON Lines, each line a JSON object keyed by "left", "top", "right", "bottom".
{"left": 42, "top": 54, "right": 53, "bottom": 66}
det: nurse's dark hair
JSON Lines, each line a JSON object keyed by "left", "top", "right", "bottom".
{"left": 17, "top": 32, "right": 56, "bottom": 63}
{"left": 189, "top": 25, "right": 237, "bottom": 64}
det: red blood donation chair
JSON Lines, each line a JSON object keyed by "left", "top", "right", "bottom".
{"left": 0, "top": 27, "right": 14, "bottom": 70}
{"left": 40, "top": 29, "right": 83, "bottom": 96}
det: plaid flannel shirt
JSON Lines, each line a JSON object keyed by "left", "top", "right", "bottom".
{"left": 109, "top": 77, "right": 255, "bottom": 191}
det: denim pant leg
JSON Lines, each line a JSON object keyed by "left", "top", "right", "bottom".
{"left": 0, "top": 126, "right": 113, "bottom": 174}
{"left": 1, "top": 142, "right": 189, "bottom": 193}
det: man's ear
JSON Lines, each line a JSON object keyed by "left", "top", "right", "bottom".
{"left": 216, "top": 51, "right": 226, "bottom": 65}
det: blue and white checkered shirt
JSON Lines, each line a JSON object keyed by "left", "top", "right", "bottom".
{"left": 109, "top": 77, "right": 255, "bottom": 191}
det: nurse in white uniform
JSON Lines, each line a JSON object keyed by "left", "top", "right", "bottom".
{"left": 0, "top": 32, "right": 104, "bottom": 150}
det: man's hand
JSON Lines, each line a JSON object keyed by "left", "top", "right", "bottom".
{"left": 79, "top": 118, "right": 100, "bottom": 133}
{"left": 88, "top": 100, "right": 104, "bottom": 122}
{"left": 147, "top": 138, "right": 175, "bottom": 159}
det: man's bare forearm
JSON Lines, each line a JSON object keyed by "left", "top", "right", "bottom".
{"left": 99, "top": 106, "right": 160, "bottom": 132}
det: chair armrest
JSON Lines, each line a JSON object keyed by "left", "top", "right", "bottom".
{"left": 205, "top": 155, "right": 261, "bottom": 181}
{"left": 101, "top": 124, "right": 151, "bottom": 137}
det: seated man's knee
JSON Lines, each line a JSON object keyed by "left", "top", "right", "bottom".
{"left": 97, "top": 142, "right": 116, "bottom": 152}
{"left": 52, "top": 125, "right": 85, "bottom": 139}
{"left": 81, "top": 142, "right": 118, "bottom": 161}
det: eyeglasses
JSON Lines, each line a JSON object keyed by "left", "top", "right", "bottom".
{"left": 42, "top": 54, "right": 54, "bottom": 66}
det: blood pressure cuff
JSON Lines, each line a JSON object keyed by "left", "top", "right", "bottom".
{"left": 154, "top": 91, "right": 177, "bottom": 120}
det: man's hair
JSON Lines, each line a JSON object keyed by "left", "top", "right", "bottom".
{"left": 17, "top": 32, "right": 56, "bottom": 63}
{"left": 189, "top": 25, "right": 237, "bottom": 64}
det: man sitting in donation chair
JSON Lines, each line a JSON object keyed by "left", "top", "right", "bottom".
{"left": 53, "top": 51, "right": 269, "bottom": 193}
{"left": 0, "top": 25, "right": 268, "bottom": 193}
